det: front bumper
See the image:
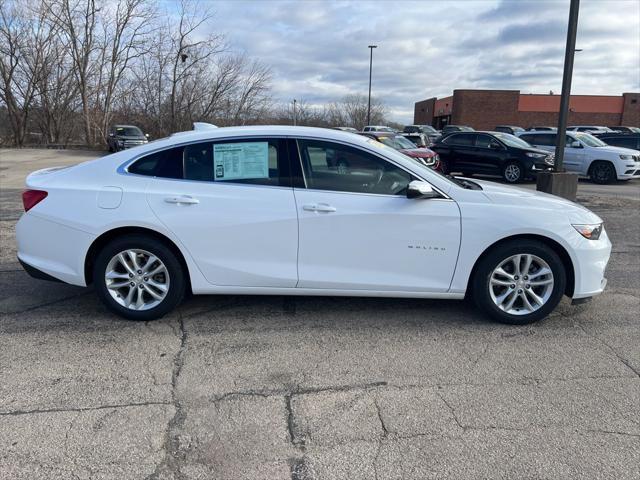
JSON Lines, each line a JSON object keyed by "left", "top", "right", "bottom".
{"left": 617, "top": 160, "right": 640, "bottom": 179}
{"left": 571, "top": 227, "right": 611, "bottom": 299}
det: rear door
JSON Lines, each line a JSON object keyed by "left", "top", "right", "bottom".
{"left": 293, "top": 138, "right": 461, "bottom": 292}
{"left": 442, "top": 133, "right": 477, "bottom": 173}
{"left": 473, "top": 133, "right": 507, "bottom": 174}
{"left": 143, "top": 138, "right": 299, "bottom": 288}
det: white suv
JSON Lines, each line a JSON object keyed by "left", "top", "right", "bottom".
{"left": 518, "top": 131, "right": 640, "bottom": 183}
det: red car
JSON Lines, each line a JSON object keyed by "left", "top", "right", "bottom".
{"left": 359, "top": 132, "right": 441, "bottom": 171}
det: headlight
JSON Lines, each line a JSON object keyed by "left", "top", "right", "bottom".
{"left": 619, "top": 154, "right": 634, "bottom": 160}
{"left": 526, "top": 152, "right": 546, "bottom": 158}
{"left": 572, "top": 223, "right": 603, "bottom": 240}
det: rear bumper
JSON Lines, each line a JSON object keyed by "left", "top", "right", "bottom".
{"left": 16, "top": 213, "right": 95, "bottom": 286}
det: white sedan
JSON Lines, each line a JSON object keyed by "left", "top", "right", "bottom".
{"left": 16, "top": 125, "right": 611, "bottom": 324}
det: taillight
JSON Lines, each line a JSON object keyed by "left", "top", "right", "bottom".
{"left": 22, "top": 189, "right": 48, "bottom": 212}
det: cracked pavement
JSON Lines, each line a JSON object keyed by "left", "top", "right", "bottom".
{"left": 0, "top": 149, "right": 639, "bottom": 479}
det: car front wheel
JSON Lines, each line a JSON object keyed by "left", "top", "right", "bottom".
{"left": 472, "top": 240, "right": 566, "bottom": 324}
{"left": 93, "top": 235, "right": 186, "bottom": 320}
{"left": 589, "top": 161, "right": 616, "bottom": 184}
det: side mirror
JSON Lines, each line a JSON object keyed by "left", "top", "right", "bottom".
{"left": 570, "top": 141, "right": 581, "bottom": 148}
{"left": 407, "top": 180, "right": 439, "bottom": 199}
{"left": 489, "top": 142, "right": 502, "bottom": 150}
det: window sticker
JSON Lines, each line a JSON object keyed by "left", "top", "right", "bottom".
{"left": 213, "top": 142, "right": 269, "bottom": 180}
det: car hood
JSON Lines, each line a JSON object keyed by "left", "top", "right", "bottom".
{"left": 469, "top": 178, "right": 602, "bottom": 224}
{"left": 593, "top": 145, "right": 639, "bottom": 155}
{"left": 523, "top": 147, "right": 552, "bottom": 155}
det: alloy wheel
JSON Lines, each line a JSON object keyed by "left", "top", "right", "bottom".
{"left": 504, "top": 164, "right": 521, "bottom": 182}
{"left": 104, "top": 249, "right": 170, "bottom": 311}
{"left": 489, "top": 254, "right": 554, "bottom": 316}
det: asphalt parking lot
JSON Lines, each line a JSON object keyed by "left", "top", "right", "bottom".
{"left": 0, "top": 149, "right": 639, "bottom": 479}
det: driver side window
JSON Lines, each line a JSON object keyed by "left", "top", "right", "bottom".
{"left": 297, "top": 139, "right": 414, "bottom": 195}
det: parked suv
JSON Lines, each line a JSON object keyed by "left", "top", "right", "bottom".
{"left": 431, "top": 131, "right": 554, "bottom": 183}
{"left": 518, "top": 131, "right": 640, "bottom": 183}
{"left": 107, "top": 125, "right": 148, "bottom": 152}
{"left": 441, "top": 125, "right": 474, "bottom": 136}
{"left": 494, "top": 125, "right": 524, "bottom": 135}
{"left": 568, "top": 126, "right": 614, "bottom": 134}
{"left": 608, "top": 126, "right": 640, "bottom": 134}
{"left": 403, "top": 124, "right": 441, "bottom": 144}
{"left": 594, "top": 132, "right": 640, "bottom": 151}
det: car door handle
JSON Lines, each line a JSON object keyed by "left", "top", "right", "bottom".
{"left": 303, "top": 203, "right": 336, "bottom": 213}
{"left": 164, "top": 195, "right": 199, "bottom": 205}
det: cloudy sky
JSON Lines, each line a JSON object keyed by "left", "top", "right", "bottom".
{"left": 202, "top": 0, "right": 639, "bottom": 123}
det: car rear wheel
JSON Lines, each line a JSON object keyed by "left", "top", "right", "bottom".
{"left": 502, "top": 161, "right": 523, "bottom": 183}
{"left": 93, "top": 235, "right": 186, "bottom": 320}
{"left": 472, "top": 240, "right": 566, "bottom": 325}
{"left": 589, "top": 161, "right": 616, "bottom": 184}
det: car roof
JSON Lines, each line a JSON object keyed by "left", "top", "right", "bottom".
{"left": 113, "top": 124, "right": 140, "bottom": 128}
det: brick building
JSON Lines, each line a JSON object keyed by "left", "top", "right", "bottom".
{"left": 414, "top": 89, "right": 640, "bottom": 130}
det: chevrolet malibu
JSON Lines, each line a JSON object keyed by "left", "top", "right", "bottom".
{"left": 16, "top": 125, "right": 611, "bottom": 324}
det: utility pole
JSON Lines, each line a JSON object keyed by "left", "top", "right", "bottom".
{"left": 367, "top": 45, "right": 377, "bottom": 126}
{"left": 554, "top": 0, "right": 580, "bottom": 171}
{"left": 293, "top": 99, "right": 297, "bottom": 126}
{"left": 536, "top": 0, "right": 580, "bottom": 201}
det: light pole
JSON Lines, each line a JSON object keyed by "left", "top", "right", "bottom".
{"left": 553, "top": 0, "right": 580, "bottom": 172}
{"left": 536, "top": 0, "right": 580, "bottom": 201}
{"left": 367, "top": 45, "right": 377, "bottom": 126}
{"left": 293, "top": 99, "right": 297, "bottom": 126}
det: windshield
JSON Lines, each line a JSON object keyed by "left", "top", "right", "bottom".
{"left": 419, "top": 125, "right": 437, "bottom": 133}
{"left": 492, "top": 132, "right": 533, "bottom": 149}
{"left": 574, "top": 132, "right": 607, "bottom": 147}
{"left": 377, "top": 135, "right": 417, "bottom": 150}
{"left": 115, "top": 126, "right": 143, "bottom": 136}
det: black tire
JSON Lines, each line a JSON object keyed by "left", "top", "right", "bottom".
{"left": 471, "top": 239, "right": 566, "bottom": 325}
{"left": 589, "top": 161, "right": 616, "bottom": 184}
{"left": 93, "top": 234, "right": 186, "bottom": 321}
{"left": 502, "top": 161, "right": 524, "bottom": 183}
{"left": 108, "top": 144, "right": 114, "bottom": 153}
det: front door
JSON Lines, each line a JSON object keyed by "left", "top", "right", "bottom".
{"left": 145, "top": 138, "right": 299, "bottom": 287}
{"left": 294, "top": 139, "right": 461, "bottom": 292}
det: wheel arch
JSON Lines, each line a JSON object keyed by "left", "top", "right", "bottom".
{"left": 587, "top": 158, "right": 616, "bottom": 174}
{"left": 84, "top": 226, "right": 192, "bottom": 293}
{"left": 465, "top": 233, "right": 575, "bottom": 298}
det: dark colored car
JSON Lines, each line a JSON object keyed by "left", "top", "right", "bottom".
{"left": 359, "top": 132, "right": 441, "bottom": 170}
{"left": 430, "top": 131, "right": 554, "bottom": 183}
{"left": 607, "top": 126, "right": 640, "bottom": 134}
{"left": 495, "top": 125, "right": 525, "bottom": 135}
{"left": 441, "top": 125, "right": 474, "bottom": 136}
{"left": 108, "top": 124, "right": 149, "bottom": 152}
{"left": 594, "top": 132, "right": 640, "bottom": 151}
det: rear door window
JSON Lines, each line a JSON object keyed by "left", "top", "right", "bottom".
{"left": 128, "top": 138, "right": 290, "bottom": 186}
{"left": 444, "top": 133, "right": 475, "bottom": 146}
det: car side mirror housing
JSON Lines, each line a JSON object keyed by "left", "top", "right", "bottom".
{"left": 407, "top": 180, "right": 439, "bottom": 199}
{"left": 489, "top": 143, "right": 502, "bottom": 150}
{"left": 570, "top": 141, "right": 581, "bottom": 148}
